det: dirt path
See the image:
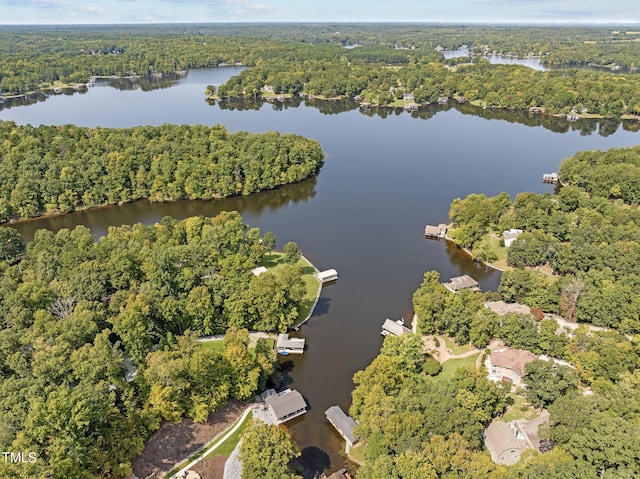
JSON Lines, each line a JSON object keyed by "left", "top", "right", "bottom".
{"left": 131, "top": 399, "right": 246, "bottom": 479}
{"left": 423, "top": 335, "right": 504, "bottom": 366}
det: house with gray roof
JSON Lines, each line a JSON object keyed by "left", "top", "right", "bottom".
{"left": 277, "top": 333, "right": 305, "bottom": 354}
{"left": 381, "top": 318, "right": 412, "bottom": 337}
{"left": 443, "top": 275, "right": 479, "bottom": 293}
{"left": 325, "top": 406, "right": 358, "bottom": 452}
{"left": 263, "top": 389, "right": 307, "bottom": 424}
{"left": 485, "top": 301, "right": 531, "bottom": 316}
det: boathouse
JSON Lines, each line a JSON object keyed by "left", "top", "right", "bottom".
{"left": 251, "top": 266, "right": 268, "bottom": 276}
{"left": 503, "top": 229, "right": 523, "bottom": 247}
{"left": 381, "top": 318, "right": 412, "bottom": 337}
{"left": 444, "top": 275, "right": 479, "bottom": 293}
{"left": 425, "top": 223, "right": 448, "bottom": 238}
{"left": 263, "top": 389, "right": 307, "bottom": 424}
{"left": 437, "top": 96, "right": 448, "bottom": 104}
{"left": 277, "top": 333, "right": 305, "bottom": 354}
{"left": 325, "top": 406, "right": 359, "bottom": 453}
{"left": 542, "top": 173, "right": 558, "bottom": 184}
{"left": 316, "top": 269, "right": 339, "bottom": 283}
{"left": 404, "top": 102, "right": 419, "bottom": 111}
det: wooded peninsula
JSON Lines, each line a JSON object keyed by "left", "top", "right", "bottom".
{"left": 0, "top": 121, "right": 323, "bottom": 223}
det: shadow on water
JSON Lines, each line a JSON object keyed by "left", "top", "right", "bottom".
{"left": 210, "top": 95, "right": 639, "bottom": 138}
{"left": 292, "top": 446, "right": 332, "bottom": 479}
{"left": 8, "top": 175, "right": 318, "bottom": 242}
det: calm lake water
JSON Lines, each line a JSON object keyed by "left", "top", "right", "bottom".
{"left": 2, "top": 67, "right": 640, "bottom": 477}
{"left": 442, "top": 48, "right": 548, "bottom": 71}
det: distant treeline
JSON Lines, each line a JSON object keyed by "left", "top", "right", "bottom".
{"left": 218, "top": 58, "right": 640, "bottom": 118}
{"left": 0, "top": 121, "right": 323, "bottom": 222}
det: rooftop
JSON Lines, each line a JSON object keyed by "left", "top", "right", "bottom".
{"left": 491, "top": 348, "right": 537, "bottom": 377}
{"left": 381, "top": 318, "right": 412, "bottom": 336}
{"left": 325, "top": 406, "right": 358, "bottom": 446}
{"left": 251, "top": 266, "right": 268, "bottom": 276}
{"left": 485, "top": 301, "right": 531, "bottom": 316}
{"left": 444, "top": 275, "right": 479, "bottom": 292}
{"left": 264, "top": 389, "right": 307, "bottom": 422}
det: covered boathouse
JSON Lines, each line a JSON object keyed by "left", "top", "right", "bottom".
{"left": 262, "top": 389, "right": 307, "bottom": 424}
{"left": 325, "top": 405, "right": 359, "bottom": 453}
{"left": 316, "top": 269, "right": 339, "bottom": 283}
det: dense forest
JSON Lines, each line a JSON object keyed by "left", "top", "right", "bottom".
{"left": 0, "top": 121, "right": 323, "bottom": 222}
{"left": 0, "top": 213, "right": 307, "bottom": 478}
{"left": 2, "top": 25, "right": 640, "bottom": 118}
{"left": 216, "top": 58, "right": 640, "bottom": 117}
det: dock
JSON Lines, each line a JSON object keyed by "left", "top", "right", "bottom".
{"left": 425, "top": 223, "right": 448, "bottom": 239}
{"left": 325, "top": 406, "right": 359, "bottom": 453}
{"left": 443, "top": 275, "right": 480, "bottom": 293}
{"left": 316, "top": 269, "right": 338, "bottom": 283}
{"left": 277, "top": 333, "right": 305, "bottom": 355}
{"left": 381, "top": 318, "right": 412, "bottom": 337}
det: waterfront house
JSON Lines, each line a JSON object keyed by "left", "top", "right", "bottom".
{"left": 502, "top": 229, "right": 523, "bottom": 247}
{"left": 316, "top": 269, "right": 339, "bottom": 283}
{"left": 277, "top": 333, "right": 305, "bottom": 354}
{"left": 381, "top": 318, "right": 412, "bottom": 337}
{"left": 404, "top": 102, "right": 419, "bottom": 111}
{"left": 437, "top": 96, "right": 448, "bottom": 104}
{"left": 484, "top": 301, "right": 531, "bottom": 316}
{"left": 263, "top": 389, "right": 307, "bottom": 424}
{"left": 542, "top": 172, "right": 558, "bottom": 184}
{"left": 251, "top": 266, "right": 268, "bottom": 277}
{"left": 325, "top": 406, "right": 359, "bottom": 453}
{"left": 425, "top": 223, "right": 448, "bottom": 238}
{"left": 486, "top": 348, "right": 537, "bottom": 386}
{"left": 402, "top": 92, "right": 414, "bottom": 101}
{"left": 443, "top": 275, "right": 479, "bottom": 293}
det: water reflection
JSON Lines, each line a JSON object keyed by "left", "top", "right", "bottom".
{"left": 211, "top": 95, "right": 635, "bottom": 138}
{"left": 9, "top": 175, "right": 318, "bottom": 242}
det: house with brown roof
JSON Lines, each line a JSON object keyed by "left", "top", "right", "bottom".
{"left": 486, "top": 348, "right": 537, "bottom": 386}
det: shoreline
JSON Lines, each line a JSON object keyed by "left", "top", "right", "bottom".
{"left": 443, "top": 232, "right": 506, "bottom": 273}
{"left": 0, "top": 174, "right": 320, "bottom": 228}
{"left": 292, "top": 254, "right": 323, "bottom": 330}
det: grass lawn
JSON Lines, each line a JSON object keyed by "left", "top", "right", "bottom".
{"left": 437, "top": 353, "right": 480, "bottom": 382}
{"left": 443, "top": 336, "right": 474, "bottom": 355}
{"left": 261, "top": 252, "right": 321, "bottom": 324}
{"left": 203, "top": 411, "right": 253, "bottom": 459}
{"left": 502, "top": 393, "right": 538, "bottom": 422}
{"left": 199, "top": 341, "right": 225, "bottom": 353}
{"left": 348, "top": 442, "right": 366, "bottom": 465}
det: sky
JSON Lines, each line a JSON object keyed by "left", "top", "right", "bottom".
{"left": 0, "top": 0, "right": 638, "bottom": 25}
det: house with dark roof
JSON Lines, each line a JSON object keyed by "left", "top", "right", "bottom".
{"left": 262, "top": 389, "right": 307, "bottom": 424}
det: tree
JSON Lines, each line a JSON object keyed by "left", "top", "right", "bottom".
{"left": 262, "top": 231, "right": 276, "bottom": 259}
{"left": 524, "top": 360, "right": 579, "bottom": 409}
{"left": 0, "top": 227, "right": 25, "bottom": 264}
{"left": 239, "top": 420, "right": 301, "bottom": 479}
{"left": 283, "top": 241, "right": 301, "bottom": 264}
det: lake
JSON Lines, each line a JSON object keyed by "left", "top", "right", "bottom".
{"left": 2, "top": 67, "right": 640, "bottom": 477}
